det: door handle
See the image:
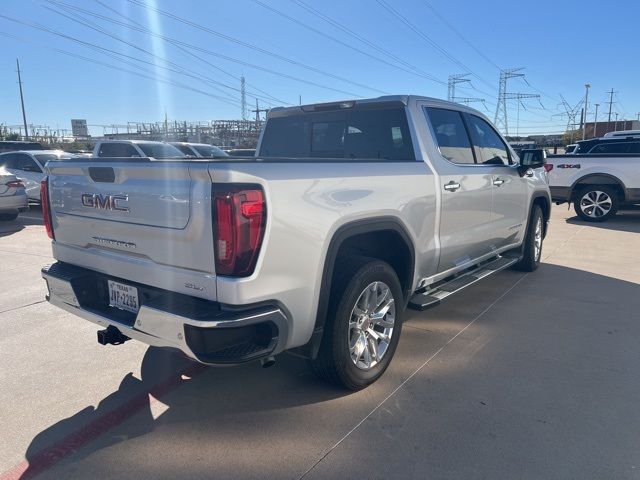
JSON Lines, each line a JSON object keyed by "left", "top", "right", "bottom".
{"left": 443, "top": 181, "right": 460, "bottom": 192}
{"left": 492, "top": 178, "right": 505, "bottom": 186}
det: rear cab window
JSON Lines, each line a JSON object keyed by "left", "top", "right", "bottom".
{"left": 98, "top": 143, "right": 140, "bottom": 158}
{"left": 259, "top": 105, "right": 415, "bottom": 161}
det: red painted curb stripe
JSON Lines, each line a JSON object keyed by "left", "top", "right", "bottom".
{"left": 0, "top": 363, "right": 207, "bottom": 480}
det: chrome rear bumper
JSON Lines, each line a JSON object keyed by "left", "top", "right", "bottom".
{"left": 42, "top": 262, "right": 288, "bottom": 364}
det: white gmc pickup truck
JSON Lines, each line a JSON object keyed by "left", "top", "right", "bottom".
{"left": 41, "top": 96, "right": 551, "bottom": 389}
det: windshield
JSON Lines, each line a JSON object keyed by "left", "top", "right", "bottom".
{"left": 137, "top": 143, "right": 185, "bottom": 158}
{"left": 193, "top": 145, "right": 228, "bottom": 157}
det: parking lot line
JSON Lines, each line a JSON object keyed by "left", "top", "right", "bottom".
{"left": 0, "top": 363, "right": 208, "bottom": 480}
{"left": 300, "top": 273, "right": 528, "bottom": 479}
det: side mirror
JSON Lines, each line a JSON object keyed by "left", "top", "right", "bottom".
{"left": 518, "top": 148, "right": 546, "bottom": 176}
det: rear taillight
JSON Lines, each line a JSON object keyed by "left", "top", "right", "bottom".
{"left": 6, "top": 180, "right": 24, "bottom": 188}
{"left": 41, "top": 177, "right": 54, "bottom": 240}
{"left": 212, "top": 186, "right": 266, "bottom": 277}
{"left": 544, "top": 164, "right": 554, "bottom": 173}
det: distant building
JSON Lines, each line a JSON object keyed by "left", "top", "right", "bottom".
{"left": 584, "top": 120, "right": 640, "bottom": 138}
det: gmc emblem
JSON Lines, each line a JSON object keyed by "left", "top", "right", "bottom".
{"left": 81, "top": 193, "right": 130, "bottom": 212}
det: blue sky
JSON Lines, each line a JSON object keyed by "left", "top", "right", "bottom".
{"left": 1, "top": 0, "right": 638, "bottom": 137}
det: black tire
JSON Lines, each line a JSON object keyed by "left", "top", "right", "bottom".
{"left": 311, "top": 257, "right": 404, "bottom": 390}
{"left": 0, "top": 212, "right": 19, "bottom": 221}
{"left": 514, "top": 205, "right": 544, "bottom": 272}
{"left": 573, "top": 185, "right": 619, "bottom": 222}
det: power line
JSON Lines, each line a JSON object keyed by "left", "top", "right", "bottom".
{"left": 46, "top": 2, "right": 273, "bottom": 106}
{"left": 252, "top": 0, "right": 446, "bottom": 85}
{"left": 91, "top": 0, "right": 286, "bottom": 106}
{"left": 288, "top": 0, "right": 445, "bottom": 84}
{"left": 127, "top": 0, "right": 389, "bottom": 95}
{"left": 376, "top": 0, "right": 496, "bottom": 93}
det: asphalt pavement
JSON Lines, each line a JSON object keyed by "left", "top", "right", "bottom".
{"left": 1, "top": 206, "right": 639, "bottom": 479}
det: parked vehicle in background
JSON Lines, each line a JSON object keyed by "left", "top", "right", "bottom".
{"left": 169, "top": 142, "right": 229, "bottom": 158}
{"left": 0, "top": 168, "right": 28, "bottom": 221}
{"left": 41, "top": 95, "right": 550, "bottom": 390}
{"left": 547, "top": 150, "right": 640, "bottom": 221}
{"left": 603, "top": 130, "right": 640, "bottom": 138}
{"left": 570, "top": 136, "right": 640, "bottom": 155}
{"left": 93, "top": 140, "right": 185, "bottom": 159}
{"left": 225, "top": 148, "right": 255, "bottom": 157}
{"left": 65, "top": 149, "right": 93, "bottom": 158}
{"left": 0, "top": 150, "right": 75, "bottom": 202}
{"left": 0, "top": 141, "right": 43, "bottom": 153}
{"left": 564, "top": 144, "right": 578, "bottom": 154}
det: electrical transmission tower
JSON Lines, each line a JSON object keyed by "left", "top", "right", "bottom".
{"left": 447, "top": 74, "right": 471, "bottom": 101}
{"left": 554, "top": 95, "right": 584, "bottom": 142}
{"left": 452, "top": 97, "right": 488, "bottom": 111}
{"left": 510, "top": 93, "right": 541, "bottom": 137}
{"left": 447, "top": 74, "right": 486, "bottom": 110}
{"left": 240, "top": 75, "right": 247, "bottom": 121}
{"left": 494, "top": 68, "right": 525, "bottom": 135}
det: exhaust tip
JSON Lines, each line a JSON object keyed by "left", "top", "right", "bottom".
{"left": 260, "top": 356, "right": 276, "bottom": 368}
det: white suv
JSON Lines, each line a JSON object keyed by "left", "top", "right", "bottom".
{"left": 0, "top": 150, "right": 74, "bottom": 202}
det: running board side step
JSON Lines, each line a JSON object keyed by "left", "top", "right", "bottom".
{"left": 408, "top": 255, "right": 520, "bottom": 311}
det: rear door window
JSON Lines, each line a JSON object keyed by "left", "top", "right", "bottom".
{"left": 590, "top": 143, "right": 630, "bottom": 154}
{"left": 15, "top": 153, "right": 42, "bottom": 172}
{"left": 0, "top": 153, "right": 17, "bottom": 169}
{"left": 259, "top": 106, "right": 415, "bottom": 160}
{"left": 464, "top": 114, "right": 512, "bottom": 165}
{"left": 425, "top": 107, "right": 475, "bottom": 164}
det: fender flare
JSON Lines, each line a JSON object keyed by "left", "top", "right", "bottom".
{"left": 569, "top": 173, "right": 628, "bottom": 202}
{"left": 300, "top": 216, "right": 416, "bottom": 359}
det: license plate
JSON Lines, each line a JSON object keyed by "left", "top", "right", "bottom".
{"left": 108, "top": 280, "right": 139, "bottom": 314}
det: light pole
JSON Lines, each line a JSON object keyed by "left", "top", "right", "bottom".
{"left": 614, "top": 112, "right": 619, "bottom": 132}
{"left": 582, "top": 83, "right": 590, "bottom": 140}
{"left": 593, "top": 103, "right": 600, "bottom": 138}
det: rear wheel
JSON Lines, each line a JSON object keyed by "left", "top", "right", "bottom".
{"left": 0, "top": 213, "right": 19, "bottom": 221}
{"left": 311, "top": 257, "right": 404, "bottom": 390}
{"left": 574, "top": 185, "right": 618, "bottom": 222}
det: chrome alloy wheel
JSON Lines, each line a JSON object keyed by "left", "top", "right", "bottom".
{"left": 580, "top": 190, "right": 612, "bottom": 219}
{"left": 534, "top": 215, "right": 543, "bottom": 262}
{"left": 348, "top": 281, "right": 395, "bottom": 370}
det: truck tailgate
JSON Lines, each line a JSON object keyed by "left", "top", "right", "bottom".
{"left": 46, "top": 159, "right": 217, "bottom": 300}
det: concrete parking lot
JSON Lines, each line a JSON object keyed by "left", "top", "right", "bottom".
{"left": 1, "top": 206, "right": 640, "bottom": 479}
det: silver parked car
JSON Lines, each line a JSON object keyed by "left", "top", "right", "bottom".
{"left": 0, "top": 167, "right": 28, "bottom": 221}
{"left": 0, "top": 150, "right": 75, "bottom": 202}
{"left": 169, "top": 142, "right": 229, "bottom": 158}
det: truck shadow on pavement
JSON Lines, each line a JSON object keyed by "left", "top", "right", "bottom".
{"left": 565, "top": 210, "right": 640, "bottom": 234}
{"left": 15, "top": 263, "right": 640, "bottom": 479}
{"left": 0, "top": 208, "right": 44, "bottom": 238}
{"left": 18, "top": 346, "right": 346, "bottom": 479}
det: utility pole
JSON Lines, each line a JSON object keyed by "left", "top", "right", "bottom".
{"left": 614, "top": 112, "right": 619, "bottom": 132}
{"left": 593, "top": 103, "right": 600, "bottom": 138}
{"left": 16, "top": 58, "right": 29, "bottom": 140}
{"left": 447, "top": 74, "right": 471, "bottom": 102}
{"left": 636, "top": 112, "right": 640, "bottom": 121}
{"left": 582, "top": 83, "right": 590, "bottom": 140}
{"left": 606, "top": 88, "right": 615, "bottom": 123}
